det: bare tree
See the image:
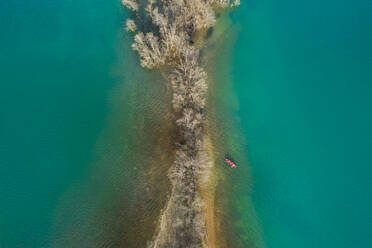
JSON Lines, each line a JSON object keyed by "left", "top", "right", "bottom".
{"left": 122, "top": 0, "right": 239, "bottom": 247}
{"left": 125, "top": 19, "right": 137, "bottom": 32}
{"left": 122, "top": 0, "right": 139, "bottom": 12}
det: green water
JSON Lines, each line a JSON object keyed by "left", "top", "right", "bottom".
{"left": 1, "top": 0, "right": 371, "bottom": 247}
{"left": 1, "top": 1, "right": 175, "bottom": 247}
{"left": 0, "top": 0, "right": 124, "bottom": 246}
{"left": 232, "top": 0, "right": 372, "bottom": 247}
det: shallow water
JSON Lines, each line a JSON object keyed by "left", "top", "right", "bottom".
{"left": 1, "top": 0, "right": 371, "bottom": 247}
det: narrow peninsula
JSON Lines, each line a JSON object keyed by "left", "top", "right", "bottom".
{"left": 122, "top": 0, "right": 240, "bottom": 247}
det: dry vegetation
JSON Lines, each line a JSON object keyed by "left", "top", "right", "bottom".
{"left": 122, "top": 0, "right": 239, "bottom": 247}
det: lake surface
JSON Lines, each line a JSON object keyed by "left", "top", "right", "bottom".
{"left": 0, "top": 0, "right": 371, "bottom": 247}
{"left": 232, "top": 0, "right": 372, "bottom": 247}
{"left": 0, "top": 0, "right": 124, "bottom": 246}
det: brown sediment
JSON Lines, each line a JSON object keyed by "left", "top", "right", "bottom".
{"left": 198, "top": 14, "right": 234, "bottom": 248}
{"left": 121, "top": 0, "right": 241, "bottom": 247}
{"left": 198, "top": 135, "right": 218, "bottom": 248}
{"left": 51, "top": 67, "right": 178, "bottom": 247}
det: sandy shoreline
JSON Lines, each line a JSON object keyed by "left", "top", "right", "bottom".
{"left": 198, "top": 135, "right": 219, "bottom": 248}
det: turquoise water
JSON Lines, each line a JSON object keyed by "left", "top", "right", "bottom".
{"left": 0, "top": 0, "right": 124, "bottom": 247}
{"left": 1, "top": 0, "right": 371, "bottom": 247}
{"left": 232, "top": 0, "right": 372, "bottom": 247}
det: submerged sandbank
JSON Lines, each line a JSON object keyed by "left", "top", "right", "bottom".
{"left": 122, "top": 1, "right": 241, "bottom": 247}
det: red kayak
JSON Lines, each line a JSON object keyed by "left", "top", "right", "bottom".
{"left": 225, "top": 158, "right": 237, "bottom": 168}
